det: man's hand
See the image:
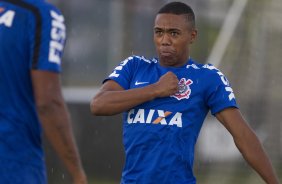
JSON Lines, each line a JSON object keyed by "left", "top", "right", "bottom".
{"left": 153, "top": 71, "right": 179, "bottom": 97}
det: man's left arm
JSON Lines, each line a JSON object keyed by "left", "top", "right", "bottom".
{"left": 215, "top": 108, "right": 280, "bottom": 184}
{"left": 32, "top": 71, "right": 87, "bottom": 184}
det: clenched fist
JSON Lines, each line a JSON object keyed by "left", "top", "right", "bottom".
{"left": 153, "top": 71, "right": 179, "bottom": 97}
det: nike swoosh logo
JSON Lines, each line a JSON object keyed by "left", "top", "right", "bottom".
{"left": 135, "top": 81, "right": 149, "bottom": 85}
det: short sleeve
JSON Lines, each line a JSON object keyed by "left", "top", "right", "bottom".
{"left": 29, "top": 4, "right": 66, "bottom": 73}
{"left": 204, "top": 66, "right": 238, "bottom": 115}
{"left": 103, "top": 56, "right": 136, "bottom": 90}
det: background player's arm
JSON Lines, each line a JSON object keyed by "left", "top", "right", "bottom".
{"left": 31, "top": 70, "right": 87, "bottom": 184}
{"left": 215, "top": 108, "right": 280, "bottom": 184}
{"left": 90, "top": 71, "right": 178, "bottom": 116}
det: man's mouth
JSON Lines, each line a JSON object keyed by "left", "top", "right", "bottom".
{"left": 160, "top": 49, "right": 174, "bottom": 57}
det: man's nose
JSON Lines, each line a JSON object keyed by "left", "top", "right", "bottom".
{"left": 161, "top": 33, "right": 171, "bottom": 46}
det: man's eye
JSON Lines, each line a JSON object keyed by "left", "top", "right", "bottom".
{"left": 155, "top": 30, "right": 163, "bottom": 36}
{"left": 171, "top": 32, "right": 179, "bottom": 36}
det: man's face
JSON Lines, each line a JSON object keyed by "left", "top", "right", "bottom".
{"left": 154, "top": 13, "right": 197, "bottom": 67}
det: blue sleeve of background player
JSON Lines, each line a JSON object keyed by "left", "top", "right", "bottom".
{"left": 28, "top": 3, "right": 66, "bottom": 73}
{"left": 103, "top": 56, "right": 137, "bottom": 90}
{"left": 204, "top": 64, "right": 238, "bottom": 115}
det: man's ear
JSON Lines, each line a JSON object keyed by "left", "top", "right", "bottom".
{"left": 190, "top": 29, "right": 198, "bottom": 44}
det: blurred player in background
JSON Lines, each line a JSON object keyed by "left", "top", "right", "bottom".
{"left": 0, "top": 0, "right": 87, "bottom": 183}
{"left": 90, "top": 2, "right": 280, "bottom": 184}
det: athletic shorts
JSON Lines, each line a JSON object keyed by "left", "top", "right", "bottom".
{"left": 0, "top": 159, "right": 47, "bottom": 184}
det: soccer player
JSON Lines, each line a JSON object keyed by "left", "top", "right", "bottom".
{"left": 90, "top": 2, "right": 280, "bottom": 184}
{"left": 0, "top": 0, "right": 87, "bottom": 183}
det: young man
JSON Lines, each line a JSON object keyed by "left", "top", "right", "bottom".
{"left": 90, "top": 2, "right": 279, "bottom": 184}
{"left": 0, "top": 0, "right": 87, "bottom": 183}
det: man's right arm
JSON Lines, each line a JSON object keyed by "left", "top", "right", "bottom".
{"left": 90, "top": 71, "right": 179, "bottom": 116}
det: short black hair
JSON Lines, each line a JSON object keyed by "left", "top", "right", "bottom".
{"left": 157, "top": 2, "right": 195, "bottom": 27}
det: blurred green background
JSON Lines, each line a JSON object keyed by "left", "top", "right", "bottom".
{"left": 44, "top": 0, "right": 282, "bottom": 183}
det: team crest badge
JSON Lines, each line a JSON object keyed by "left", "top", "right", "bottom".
{"left": 171, "top": 78, "right": 193, "bottom": 100}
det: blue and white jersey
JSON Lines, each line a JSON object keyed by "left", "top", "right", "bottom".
{"left": 105, "top": 55, "right": 238, "bottom": 184}
{"left": 0, "top": 0, "right": 65, "bottom": 169}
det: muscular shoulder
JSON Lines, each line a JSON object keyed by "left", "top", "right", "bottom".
{"left": 201, "top": 63, "right": 222, "bottom": 76}
{"left": 28, "top": 0, "right": 65, "bottom": 69}
{"left": 196, "top": 64, "right": 231, "bottom": 93}
{"left": 186, "top": 60, "right": 230, "bottom": 89}
{"left": 188, "top": 60, "right": 218, "bottom": 73}
{"left": 203, "top": 63, "right": 229, "bottom": 82}
{"left": 189, "top": 61, "right": 225, "bottom": 79}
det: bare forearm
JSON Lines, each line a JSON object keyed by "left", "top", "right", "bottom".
{"left": 91, "top": 84, "right": 158, "bottom": 115}
{"left": 216, "top": 109, "right": 280, "bottom": 184}
{"left": 91, "top": 72, "right": 179, "bottom": 116}
{"left": 235, "top": 132, "right": 279, "bottom": 184}
{"left": 38, "top": 101, "right": 86, "bottom": 181}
